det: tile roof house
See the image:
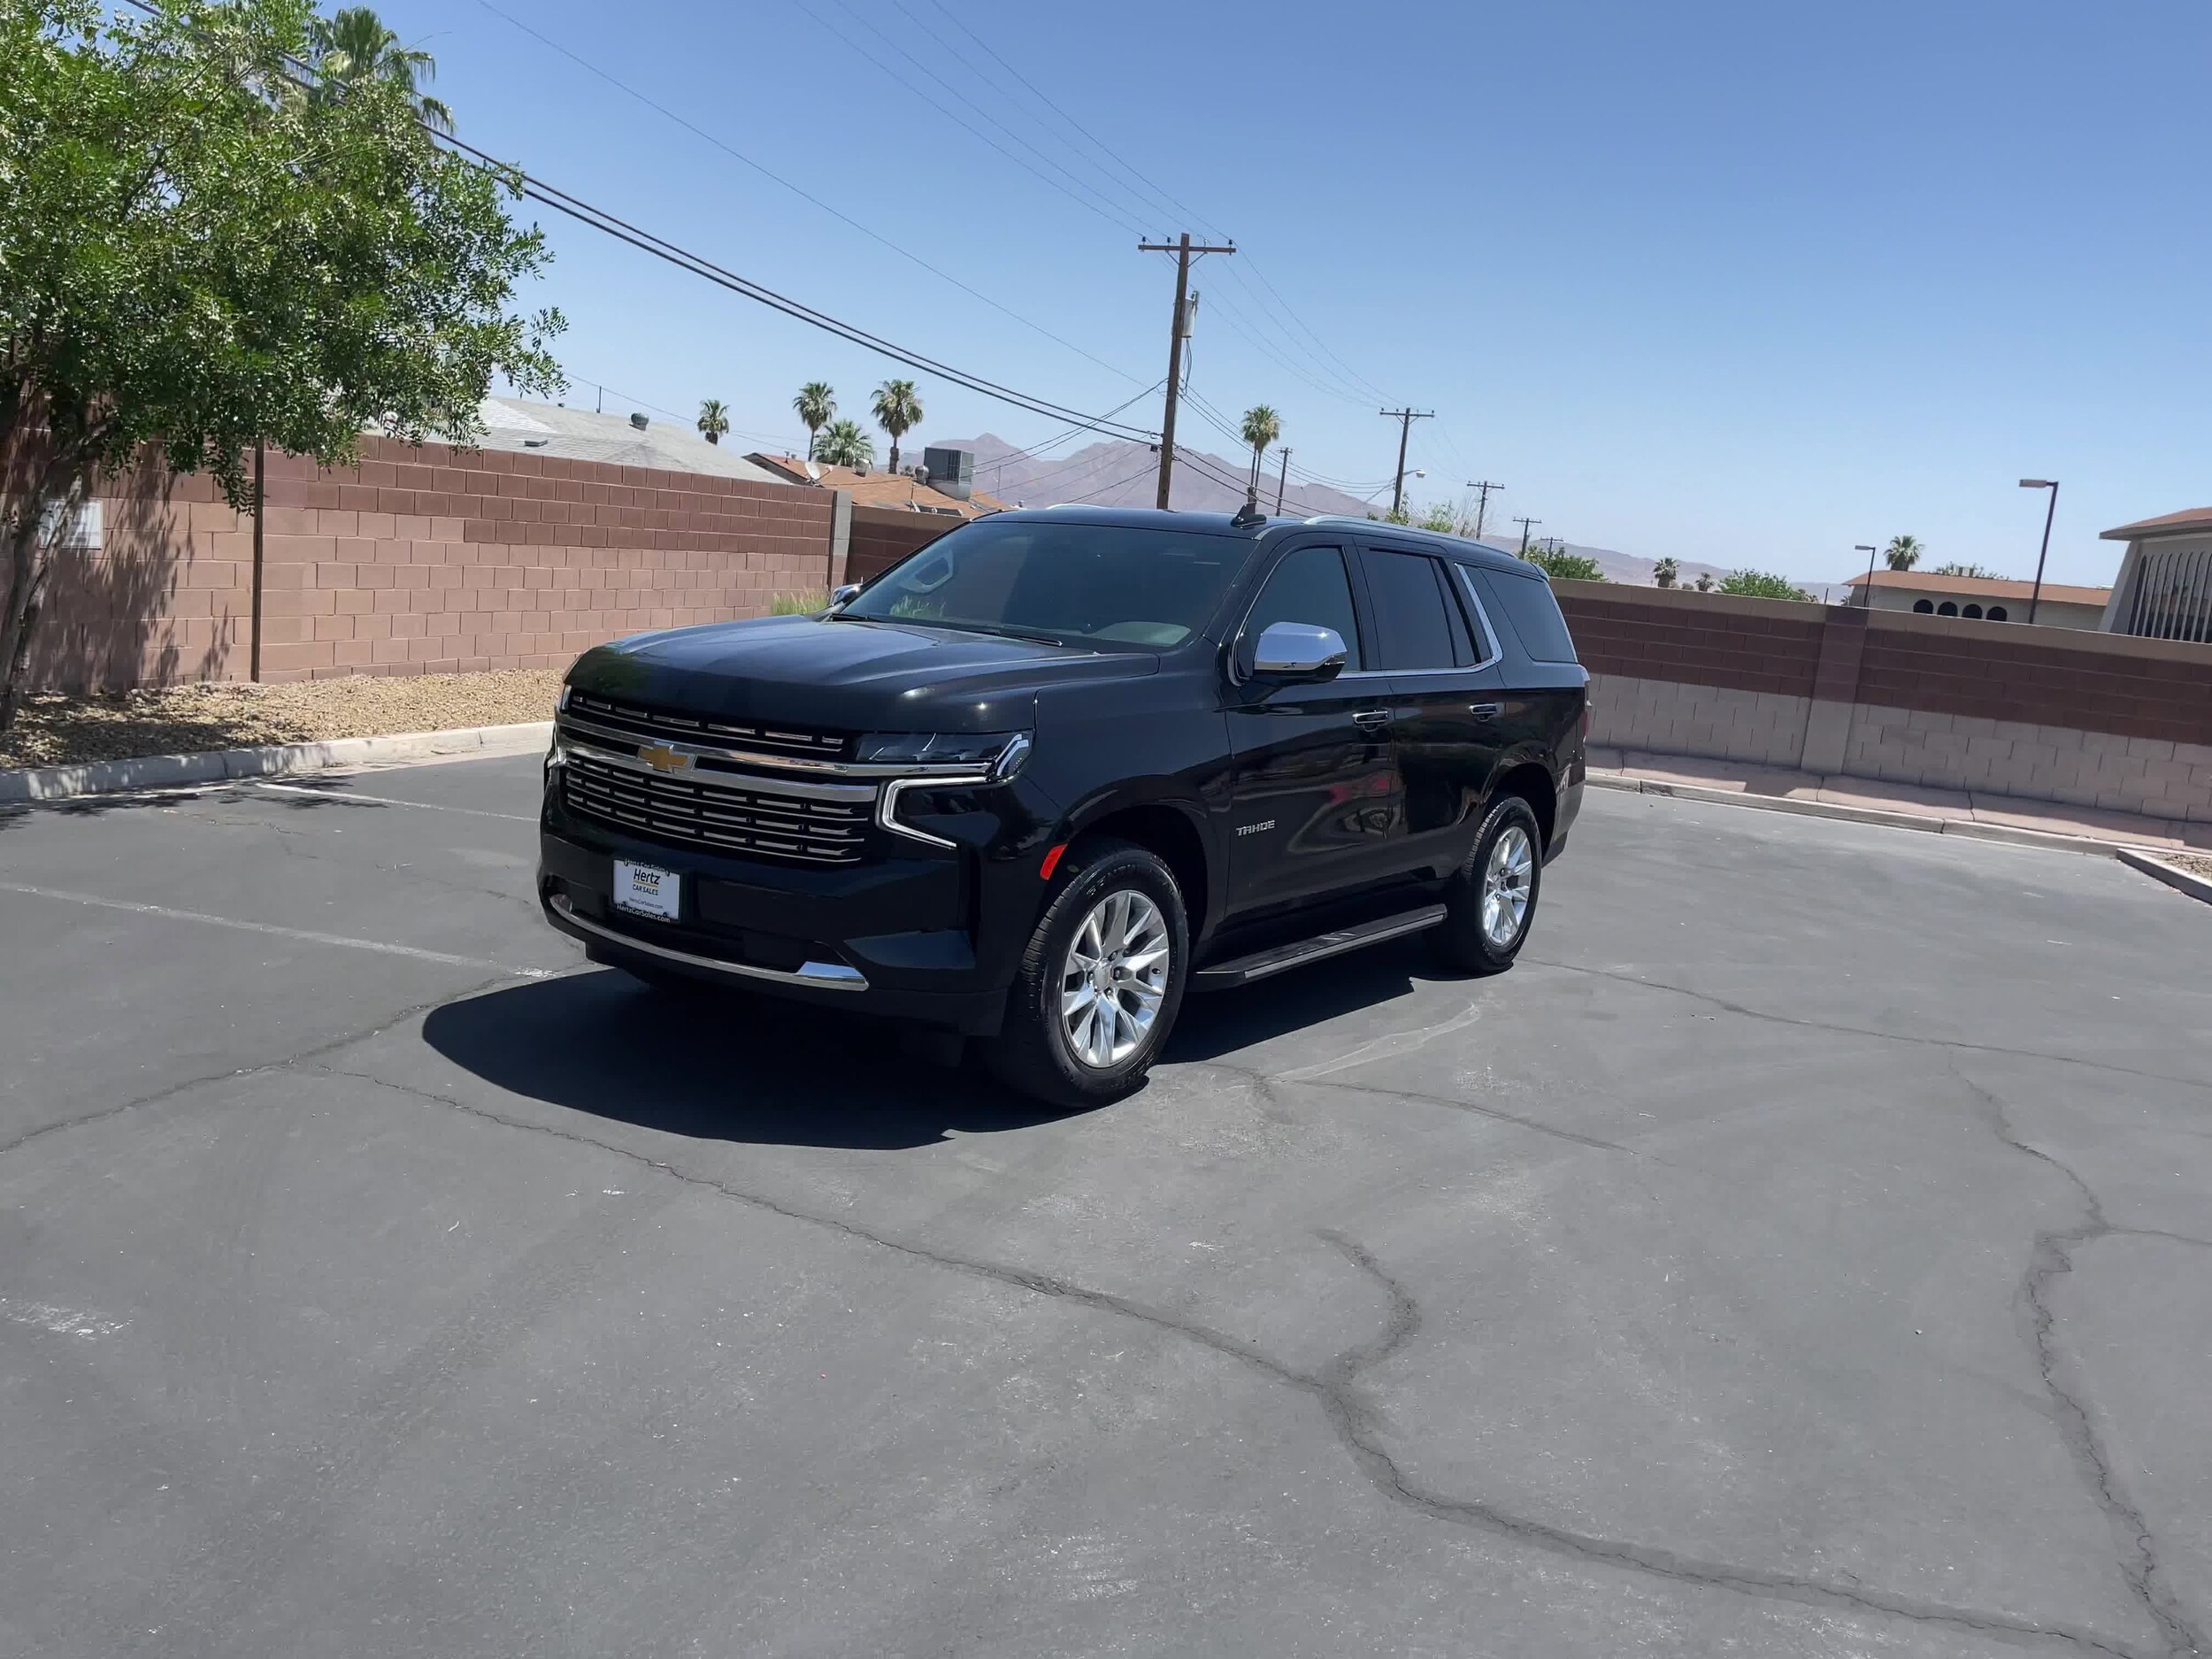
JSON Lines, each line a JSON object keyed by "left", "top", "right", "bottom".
{"left": 745, "top": 453, "right": 1007, "bottom": 519}
{"left": 1839, "top": 568, "right": 2112, "bottom": 630}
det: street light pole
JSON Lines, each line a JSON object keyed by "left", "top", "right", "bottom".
{"left": 2019, "top": 480, "right": 2059, "bottom": 626}
{"left": 1855, "top": 544, "right": 1878, "bottom": 609}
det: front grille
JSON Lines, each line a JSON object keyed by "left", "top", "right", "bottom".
{"left": 562, "top": 691, "right": 849, "bottom": 760}
{"left": 561, "top": 751, "right": 872, "bottom": 864}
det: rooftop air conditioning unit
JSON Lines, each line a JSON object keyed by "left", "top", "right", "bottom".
{"left": 922, "top": 445, "right": 974, "bottom": 501}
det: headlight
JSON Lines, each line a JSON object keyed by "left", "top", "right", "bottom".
{"left": 856, "top": 730, "right": 1032, "bottom": 779}
{"left": 557, "top": 683, "right": 572, "bottom": 712}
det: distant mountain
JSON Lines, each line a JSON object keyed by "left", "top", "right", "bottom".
{"left": 927, "top": 434, "right": 1819, "bottom": 595}
{"left": 927, "top": 434, "right": 1381, "bottom": 519}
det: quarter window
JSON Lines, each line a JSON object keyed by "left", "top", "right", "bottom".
{"left": 1476, "top": 569, "right": 1580, "bottom": 663}
{"left": 1244, "top": 545, "right": 1363, "bottom": 671}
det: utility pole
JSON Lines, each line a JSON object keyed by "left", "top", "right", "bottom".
{"left": 1139, "top": 234, "right": 1236, "bottom": 510}
{"left": 1513, "top": 516, "right": 1540, "bottom": 557}
{"left": 1275, "top": 448, "right": 1292, "bottom": 514}
{"left": 1379, "top": 408, "right": 1433, "bottom": 518}
{"left": 1466, "top": 480, "right": 1503, "bottom": 541}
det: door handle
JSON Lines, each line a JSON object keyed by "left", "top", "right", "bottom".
{"left": 1352, "top": 709, "right": 1391, "bottom": 729}
{"left": 1469, "top": 702, "right": 1503, "bottom": 719}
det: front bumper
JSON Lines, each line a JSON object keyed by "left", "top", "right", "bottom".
{"left": 538, "top": 759, "right": 1058, "bottom": 1035}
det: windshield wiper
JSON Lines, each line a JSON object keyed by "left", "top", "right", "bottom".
{"left": 882, "top": 616, "right": 1070, "bottom": 647}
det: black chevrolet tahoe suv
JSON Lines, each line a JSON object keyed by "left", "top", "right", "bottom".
{"left": 539, "top": 507, "right": 1587, "bottom": 1106}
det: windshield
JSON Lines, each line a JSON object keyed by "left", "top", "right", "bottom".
{"left": 838, "top": 519, "right": 1250, "bottom": 649}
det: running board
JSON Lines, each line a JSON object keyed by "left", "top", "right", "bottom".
{"left": 1191, "top": 903, "right": 1447, "bottom": 990}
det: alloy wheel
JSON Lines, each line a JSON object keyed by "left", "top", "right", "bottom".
{"left": 1481, "top": 825, "right": 1534, "bottom": 949}
{"left": 1059, "top": 889, "right": 1171, "bottom": 1069}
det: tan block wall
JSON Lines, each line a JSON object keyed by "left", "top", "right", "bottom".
{"left": 1842, "top": 704, "right": 2212, "bottom": 824}
{"left": 1588, "top": 672, "right": 1812, "bottom": 767}
{"left": 32, "top": 435, "right": 839, "bottom": 690}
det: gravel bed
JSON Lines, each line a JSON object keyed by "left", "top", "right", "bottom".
{"left": 0, "top": 671, "right": 563, "bottom": 771}
{"left": 2154, "top": 849, "right": 2212, "bottom": 881}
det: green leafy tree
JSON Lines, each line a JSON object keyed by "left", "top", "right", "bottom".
{"left": 1932, "top": 561, "right": 2001, "bottom": 579}
{"left": 309, "top": 4, "right": 451, "bottom": 133}
{"left": 794, "top": 381, "right": 834, "bottom": 460}
{"left": 1526, "top": 544, "right": 1607, "bottom": 582}
{"left": 1653, "top": 557, "right": 1678, "bottom": 588}
{"left": 1718, "top": 569, "right": 1816, "bottom": 601}
{"left": 0, "top": 0, "right": 562, "bottom": 732}
{"left": 1416, "top": 502, "right": 1459, "bottom": 535}
{"left": 814, "top": 418, "right": 874, "bottom": 469}
{"left": 695, "top": 397, "right": 730, "bottom": 445}
{"left": 870, "top": 378, "right": 922, "bottom": 474}
{"left": 1884, "top": 534, "right": 1924, "bottom": 572}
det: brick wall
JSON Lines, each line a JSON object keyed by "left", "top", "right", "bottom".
{"left": 846, "top": 503, "right": 963, "bottom": 586}
{"left": 1553, "top": 580, "right": 2212, "bottom": 823}
{"left": 32, "top": 435, "right": 838, "bottom": 688}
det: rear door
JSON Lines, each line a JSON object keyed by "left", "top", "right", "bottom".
{"left": 1354, "top": 541, "right": 1510, "bottom": 878}
{"left": 1222, "top": 541, "right": 1404, "bottom": 917}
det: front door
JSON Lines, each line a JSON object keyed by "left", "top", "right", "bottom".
{"left": 1223, "top": 542, "right": 1403, "bottom": 918}
{"left": 1354, "top": 541, "right": 1510, "bottom": 879}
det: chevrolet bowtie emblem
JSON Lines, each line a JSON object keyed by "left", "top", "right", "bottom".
{"left": 637, "top": 743, "right": 689, "bottom": 773}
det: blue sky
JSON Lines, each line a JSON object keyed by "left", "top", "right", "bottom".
{"left": 379, "top": 0, "right": 2211, "bottom": 587}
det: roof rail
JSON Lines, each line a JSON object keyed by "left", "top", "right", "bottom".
{"left": 1301, "top": 513, "right": 1375, "bottom": 528}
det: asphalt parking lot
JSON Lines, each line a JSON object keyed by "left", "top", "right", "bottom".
{"left": 3, "top": 756, "right": 2209, "bottom": 1659}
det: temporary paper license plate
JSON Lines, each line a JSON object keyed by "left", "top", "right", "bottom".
{"left": 612, "top": 860, "right": 680, "bottom": 922}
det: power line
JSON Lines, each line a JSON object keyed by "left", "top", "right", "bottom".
{"left": 876, "top": 0, "right": 1394, "bottom": 410}
{"left": 431, "top": 132, "right": 1161, "bottom": 442}
{"left": 471, "top": 0, "right": 1143, "bottom": 387}
{"left": 793, "top": 0, "right": 1149, "bottom": 237}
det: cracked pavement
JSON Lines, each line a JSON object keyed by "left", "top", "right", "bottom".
{"left": 3, "top": 758, "right": 2209, "bottom": 1657}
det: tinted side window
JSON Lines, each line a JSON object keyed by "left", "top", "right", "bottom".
{"left": 1363, "top": 549, "right": 1457, "bottom": 671}
{"left": 1245, "top": 545, "right": 1363, "bottom": 671}
{"left": 1476, "top": 568, "right": 1579, "bottom": 663}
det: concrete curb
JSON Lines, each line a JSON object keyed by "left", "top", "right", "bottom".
{"left": 0, "top": 722, "right": 553, "bottom": 805}
{"left": 2116, "top": 847, "right": 2212, "bottom": 907}
{"left": 1586, "top": 772, "right": 2137, "bottom": 857}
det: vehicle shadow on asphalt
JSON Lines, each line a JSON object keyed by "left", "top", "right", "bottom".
{"left": 422, "top": 968, "right": 1093, "bottom": 1149}
{"left": 1164, "top": 937, "right": 1452, "bottom": 1064}
{"left": 423, "top": 943, "right": 1454, "bottom": 1148}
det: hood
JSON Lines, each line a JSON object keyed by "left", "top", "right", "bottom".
{"left": 565, "top": 614, "right": 1159, "bottom": 733}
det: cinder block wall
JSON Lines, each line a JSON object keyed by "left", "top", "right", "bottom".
{"left": 1556, "top": 581, "right": 2212, "bottom": 823}
{"left": 846, "top": 503, "right": 963, "bottom": 586}
{"left": 33, "top": 435, "right": 842, "bottom": 688}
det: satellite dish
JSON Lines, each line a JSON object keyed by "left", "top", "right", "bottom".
{"left": 804, "top": 459, "right": 822, "bottom": 483}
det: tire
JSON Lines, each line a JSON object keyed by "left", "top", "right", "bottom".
{"left": 983, "top": 836, "right": 1189, "bottom": 1108}
{"left": 1430, "top": 795, "right": 1543, "bottom": 974}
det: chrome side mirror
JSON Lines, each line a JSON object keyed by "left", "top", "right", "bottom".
{"left": 830, "top": 582, "right": 863, "bottom": 608}
{"left": 1249, "top": 621, "right": 1348, "bottom": 682}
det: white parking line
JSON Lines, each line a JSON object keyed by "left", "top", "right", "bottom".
{"left": 0, "top": 882, "right": 560, "bottom": 979}
{"left": 248, "top": 780, "right": 538, "bottom": 823}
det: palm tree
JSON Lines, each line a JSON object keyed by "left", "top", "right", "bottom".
{"left": 1884, "top": 534, "right": 1924, "bottom": 572}
{"left": 695, "top": 398, "right": 730, "bottom": 446}
{"left": 309, "top": 6, "right": 454, "bottom": 133}
{"left": 1239, "top": 404, "right": 1281, "bottom": 497}
{"left": 871, "top": 380, "right": 924, "bottom": 475}
{"left": 793, "top": 382, "right": 835, "bottom": 462}
{"left": 1653, "top": 557, "right": 1678, "bottom": 589}
{"left": 814, "top": 419, "right": 875, "bottom": 470}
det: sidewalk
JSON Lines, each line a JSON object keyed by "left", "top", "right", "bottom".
{"left": 1587, "top": 745, "right": 2212, "bottom": 855}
